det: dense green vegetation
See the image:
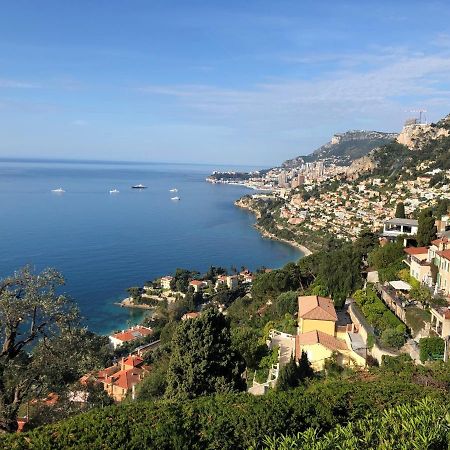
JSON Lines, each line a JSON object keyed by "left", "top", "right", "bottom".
{"left": 3, "top": 363, "right": 449, "bottom": 449}
{"left": 353, "top": 287, "right": 407, "bottom": 349}
{"left": 419, "top": 337, "right": 445, "bottom": 362}
{"left": 417, "top": 208, "right": 438, "bottom": 246}
{"left": 367, "top": 239, "right": 405, "bottom": 282}
{"left": 165, "top": 309, "right": 246, "bottom": 399}
{"left": 258, "top": 398, "right": 449, "bottom": 450}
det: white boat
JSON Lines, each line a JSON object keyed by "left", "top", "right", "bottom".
{"left": 109, "top": 189, "right": 120, "bottom": 194}
{"left": 51, "top": 188, "right": 65, "bottom": 193}
{"left": 132, "top": 184, "right": 147, "bottom": 189}
{"left": 169, "top": 188, "right": 178, "bottom": 192}
{"left": 171, "top": 196, "right": 180, "bottom": 201}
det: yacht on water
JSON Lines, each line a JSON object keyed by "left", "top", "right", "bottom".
{"left": 171, "top": 196, "right": 180, "bottom": 201}
{"left": 109, "top": 189, "right": 120, "bottom": 194}
{"left": 169, "top": 188, "right": 178, "bottom": 192}
{"left": 51, "top": 187, "right": 65, "bottom": 193}
{"left": 131, "top": 184, "right": 147, "bottom": 189}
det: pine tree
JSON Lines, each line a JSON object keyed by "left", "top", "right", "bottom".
{"left": 165, "top": 309, "right": 246, "bottom": 400}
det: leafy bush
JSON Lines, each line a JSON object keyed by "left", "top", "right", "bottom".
{"left": 419, "top": 337, "right": 445, "bottom": 362}
{"left": 353, "top": 288, "right": 406, "bottom": 348}
{"left": 2, "top": 377, "right": 445, "bottom": 450}
{"left": 258, "top": 398, "right": 450, "bottom": 450}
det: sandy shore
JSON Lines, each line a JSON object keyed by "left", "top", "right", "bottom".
{"left": 255, "top": 224, "right": 312, "bottom": 256}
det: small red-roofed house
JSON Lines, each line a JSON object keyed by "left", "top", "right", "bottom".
{"left": 189, "top": 280, "right": 207, "bottom": 292}
{"left": 298, "top": 295, "right": 338, "bottom": 335}
{"left": 100, "top": 355, "right": 150, "bottom": 402}
{"left": 295, "top": 296, "right": 365, "bottom": 370}
{"left": 109, "top": 325, "right": 153, "bottom": 350}
{"left": 403, "top": 246, "right": 431, "bottom": 285}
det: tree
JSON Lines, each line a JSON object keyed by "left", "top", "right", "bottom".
{"left": 277, "top": 351, "right": 313, "bottom": 391}
{"left": 435, "top": 198, "right": 450, "bottom": 219}
{"left": 0, "top": 267, "right": 81, "bottom": 433}
{"left": 297, "top": 350, "right": 314, "bottom": 379}
{"left": 276, "top": 355, "right": 300, "bottom": 391}
{"left": 380, "top": 328, "right": 405, "bottom": 349}
{"left": 136, "top": 358, "right": 169, "bottom": 400}
{"left": 416, "top": 208, "right": 437, "bottom": 247}
{"left": 165, "top": 309, "right": 246, "bottom": 399}
{"left": 274, "top": 291, "right": 298, "bottom": 316}
{"left": 231, "top": 327, "right": 267, "bottom": 370}
{"left": 395, "top": 202, "right": 406, "bottom": 219}
{"left": 419, "top": 337, "right": 445, "bottom": 363}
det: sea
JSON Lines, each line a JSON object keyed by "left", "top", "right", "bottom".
{"left": 0, "top": 159, "right": 302, "bottom": 335}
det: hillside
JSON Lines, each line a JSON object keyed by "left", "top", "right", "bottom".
{"left": 2, "top": 370, "right": 449, "bottom": 449}
{"left": 282, "top": 130, "right": 398, "bottom": 167}
{"left": 366, "top": 115, "right": 450, "bottom": 182}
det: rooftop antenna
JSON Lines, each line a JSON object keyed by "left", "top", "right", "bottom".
{"left": 409, "top": 109, "right": 427, "bottom": 124}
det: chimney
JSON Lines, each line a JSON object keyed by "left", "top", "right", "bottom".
{"left": 121, "top": 357, "right": 125, "bottom": 371}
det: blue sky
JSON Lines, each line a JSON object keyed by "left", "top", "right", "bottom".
{"left": 1, "top": 1, "right": 450, "bottom": 166}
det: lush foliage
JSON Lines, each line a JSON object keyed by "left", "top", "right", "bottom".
{"left": 417, "top": 208, "right": 437, "bottom": 247}
{"left": 419, "top": 337, "right": 445, "bottom": 362}
{"left": 3, "top": 373, "right": 447, "bottom": 449}
{"left": 277, "top": 352, "right": 313, "bottom": 391}
{"left": 368, "top": 240, "right": 405, "bottom": 282}
{"left": 165, "top": 309, "right": 246, "bottom": 399}
{"left": 353, "top": 288, "right": 406, "bottom": 348}
{"left": 0, "top": 267, "right": 112, "bottom": 433}
{"left": 258, "top": 398, "right": 450, "bottom": 450}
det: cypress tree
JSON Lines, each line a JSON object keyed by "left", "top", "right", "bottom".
{"left": 395, "top": 202, "right": 406, "bottom": 219}
{"left": 417, "top": 208, "right": 437, "bottom": 247}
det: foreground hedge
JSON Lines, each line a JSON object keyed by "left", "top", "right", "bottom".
{"left": 259, "top": 397, "right": 450, "bottom": 449}
{"left": 1, "top": 378, "right": 447, "bottom": 450}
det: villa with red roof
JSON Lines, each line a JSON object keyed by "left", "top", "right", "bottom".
{"left": 296, "top": 295, "right": 365, "bottom": 370}
{"left": 99, "top": 355, "right": 150, "bottom": 402}
{"left": 404, "top": 237, "right": 450, "bottom": 296}
{"left": 109, "top": 325, "right": 153, "bottom": 350}
{"left": 189, "top": 280, "right": 207, "bottom": 292}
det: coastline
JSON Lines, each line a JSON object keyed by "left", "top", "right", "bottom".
{"left": 255, "top": 224, "right": 312, "bottom": 256}
{"left": 234, "top": 198, "right": 312, "bottom": 256}
{"left": 115, "top": 297, "right": 156, "bottom": 310}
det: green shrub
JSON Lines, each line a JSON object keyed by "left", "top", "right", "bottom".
{"left": 419, "top": 337, "right": 445, "bottom": 362}
{"left": 1, "top": 377, "right": 445, "bottom": 450}
{"left": 258, "top": 398, "right": 450, "bottom": 450}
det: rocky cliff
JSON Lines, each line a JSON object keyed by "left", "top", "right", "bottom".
{"left": 396, "top": 119, "right": 450, "bottom": 150}
{"left": 283, "top": 130, "right": 397, "bottom": 167}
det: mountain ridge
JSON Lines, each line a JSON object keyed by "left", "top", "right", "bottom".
{"left": 282, "top": 130, "right": 398, "bottom": 168}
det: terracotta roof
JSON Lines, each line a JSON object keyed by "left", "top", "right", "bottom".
{"left": 110, "top": 326, "right": 153, "bottom": 343}
{"left": 437, "top": 249, "right": 450, "bottom": 261}
{"left": 432, "top": 237, "right": 449, "bottom": 246}
{"left": 298, "top": 296, "right": 338, "bottom": 321}
{"left": 432, "top": 307, "right": 450, "bottom": 320}
{"left": 403, "top": 246, "right": 428, "bottom": 255}
{"left": 123, "top": 355, "right": 144, "bottom": 368}
{"left": 189, "top": 280, "right": 204, "bottom": 286}
{"left": 296, "top": 331, "right": 347, "bottom": 358}
{"left": 105, "top": 368, "right": 144, "bottom": 391}
{"left": 182, "top": 311, "right": 200, "bottom": 320}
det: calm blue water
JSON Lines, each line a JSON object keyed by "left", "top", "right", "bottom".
{"left": 0, "top": 160, "right": 302, "bottom": 334}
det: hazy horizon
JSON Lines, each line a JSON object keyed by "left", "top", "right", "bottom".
{"left": 1, "top": 1, "right": 450, "bottom": 165}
